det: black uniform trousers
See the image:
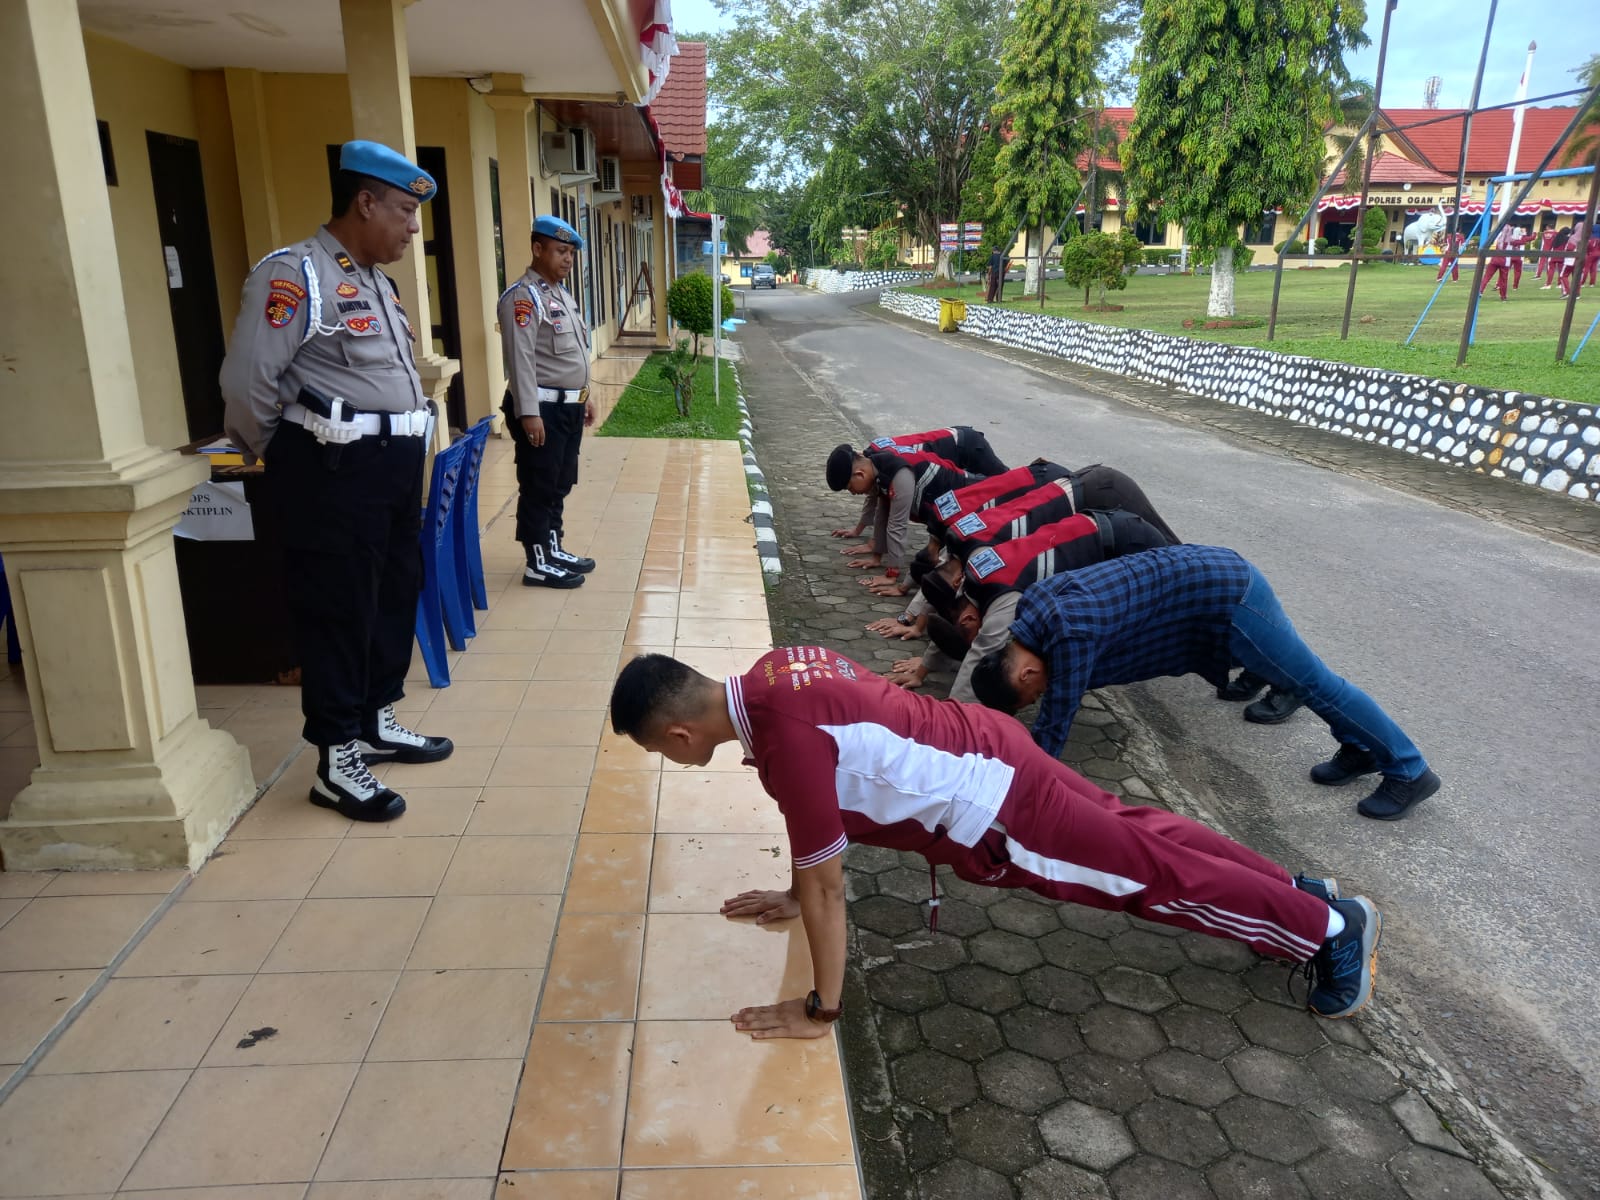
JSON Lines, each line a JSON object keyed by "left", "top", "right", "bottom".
{"left": 504, "top": 395, "right": 585, "bottom": 552}
{"left": 1074, "top": 465, "right": 1182, "bottom": 546}
{"left": 263, "top": 420, "right": 424, "bottom": 747}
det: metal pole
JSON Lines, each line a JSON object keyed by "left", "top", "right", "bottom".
{"left": 711, "top": 213, "right": 722, "bottom": 407}
{"left": 1555, "top": 167, "right": 1600, "bottom": 361}
{"left": 1341, "top": 0, "right": 1398, "bottom": 340}
{"left": 1267, "top": 111, "right": 1377, "bottom": 339}
{"left": 1449, "top": 0, "right": 1499, "bottom": 238}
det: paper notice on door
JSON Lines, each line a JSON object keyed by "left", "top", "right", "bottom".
{"left": 164, "top": 245, "right": 183, "bottom": 289}
{"left": 175, "top": 480, "right": 254, "bottom": 541}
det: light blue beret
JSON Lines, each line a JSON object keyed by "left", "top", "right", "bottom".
{"left": 533, "top": 214, "right": 585, "bottom": 250}
{"left": 339, "top": 140, "right": 436, "bottom": 202}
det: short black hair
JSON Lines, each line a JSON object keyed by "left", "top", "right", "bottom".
{"left": 331, "top": 170, "right": 392, "bottom": 219}
{"left": 970, "top": 643, "right": 1023, "bottom": 712}
{"left": 926, "top": 614, "right": 970, "bottom": 661}
{"left": 825, "top": 444, "right": 856, "bottom": 491}
{"left": 610, "top": 653, "right": 708, "bottom": 737}
{"left": 919, "top": 570, "right": 958, "bottom": 622}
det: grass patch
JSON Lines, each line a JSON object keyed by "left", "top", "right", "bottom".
{"left": 597, "top": 351, "right": 743, "bottom": 439}
{"left": 914, "top": 265, "right": 1600, "bottom": 403}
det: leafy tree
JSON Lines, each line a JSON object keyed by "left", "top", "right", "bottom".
{"left": 1060, "top": 228, "right": 1142, "bottom": 306}
{"left": 1121, "top": 0, "right": 1369, "bottom": 317}
{"left": 992, "top": 0, "right": 1100, "bottom": 299}
{"left": 684, "top": 122, "right": 768, "bottom": 255}
{"left": 864, "top": 228, "right": 902, "bottom": 270}
{"left": 666, "top": 273, "right": 736, "bottom": 358}
{"left": 1563, "top": 55, "right": 1600, "bottom": 168}
{"left": 765, "top": 251, "right": 793, "bottom": 275}
{"left": 707, "top": 0, "right": 1009, "bottom": 278}
{"left": 1326, "top": 79, "right": 1377, "bottom": 190}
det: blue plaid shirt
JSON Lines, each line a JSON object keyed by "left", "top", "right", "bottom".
{"left": 1008, "top": 545, "right": 1253, "bottom": 756}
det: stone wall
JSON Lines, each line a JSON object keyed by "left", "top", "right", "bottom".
{"left": 806, "top": 268, "right": 933, "bottom": 293}
{"left": 880, "top": 289, "right": 1600, "bottom": 502}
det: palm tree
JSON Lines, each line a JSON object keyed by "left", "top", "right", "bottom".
{"left": 1326, "top": 79, "right": 1377, "bottom": 188}
{"left": 1562, "top": 55, "right": 1600, "bottom": 169}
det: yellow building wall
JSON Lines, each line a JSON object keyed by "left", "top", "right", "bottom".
{"left": 466, "top": 86, "right": 508, "bottom": 413}
{"left": 191, "top": 70, "right": 249, "bottom": 340}
{"left": 84, "top": 32, "right": 221, "bottom": 451}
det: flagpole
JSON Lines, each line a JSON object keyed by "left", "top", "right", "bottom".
{"left": 1502, "top": 42, "right": 1536, "bottom": 216}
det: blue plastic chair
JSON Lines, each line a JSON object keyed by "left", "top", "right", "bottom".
{"left": 452, "top": 417, "right": 494, "bottom": 620}
{"left": 0, "top": 553, "right": 21, "bottom": 665}
{"left": 415, "top": 438, "right": 470, "bottom": 687}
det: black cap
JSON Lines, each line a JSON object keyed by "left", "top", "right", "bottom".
{"left": 826, "top": 444, "right": 855, "bottom": 491}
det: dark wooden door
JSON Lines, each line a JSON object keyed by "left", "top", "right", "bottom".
{"left": 146, "top": 131, "right": 226, "bottom": 441}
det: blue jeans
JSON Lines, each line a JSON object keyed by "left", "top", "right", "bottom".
{"left": 1228, "top": 567, "right": 1428, "bottom": 781}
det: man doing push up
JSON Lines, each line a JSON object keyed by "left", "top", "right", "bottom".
{"left": 609, "top": 648, "right": 1381, "bottom": 1040}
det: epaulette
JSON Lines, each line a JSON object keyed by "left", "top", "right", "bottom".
{"left": 248, "top": 246, "right": 299, "bottom": 274}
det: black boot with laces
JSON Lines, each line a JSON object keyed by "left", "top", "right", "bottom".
{"left": 311, "top": 741, "right": 406, "bottom": 822}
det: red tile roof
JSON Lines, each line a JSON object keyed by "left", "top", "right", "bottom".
{"left": 1327, "top": 151, "right": 1458, "bottom": 188}
{"left": 1380, "top": 106, "right": 1582, "bottom": 176}
{"left": 741, "top": 230, "right": 772, "bottom": 258}
{"left": 649, "top": 40, "right": 707, "bottom": 159}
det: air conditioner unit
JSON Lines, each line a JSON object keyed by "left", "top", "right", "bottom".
{"left": 540, "top": 128, "right": 596, "bottom": 180}
{"left": 597, "top": 157, "right": 622, "bottom": 196}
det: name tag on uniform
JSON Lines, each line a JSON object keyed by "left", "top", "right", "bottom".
{"left": 968, "top": 547, "right": 1003, "bottom": 579}
{"left": 934, "top": 491, "right": 962, "bottom": 520}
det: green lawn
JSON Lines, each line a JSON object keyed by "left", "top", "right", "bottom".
{"left": 915, "top": 266, "right": 1600, "bottom": 404}
{"left": 597, "top": 351, "right": 743, "bottom": 439}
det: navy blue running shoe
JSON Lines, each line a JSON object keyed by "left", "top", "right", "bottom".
{"left": 1306, "top": 897, "right": 1381, "bottom": 1019}
{"left": 1293, "top": 874, "right": 1339, "bottom": 903}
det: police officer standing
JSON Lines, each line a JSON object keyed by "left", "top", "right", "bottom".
{"left": 220, "top": 140, "right": 453, "bottom": 823}
{"left": 499, "top": 215, "right": 597, "bottom": 588}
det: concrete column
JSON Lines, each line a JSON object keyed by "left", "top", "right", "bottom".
{"left": 652, "top": 200, "right": 672, "bottom": 347}
{"left": 224, "top": 67, "right": 283, "bottom": 266}
{"left": 0, "top": 0, "right": 253, "bottom": 870}
{"left": 340, "top": 0, "right": 460, "bottom": 446}
{"left": 486, "top": 79, "right": 534, "bottom": 264}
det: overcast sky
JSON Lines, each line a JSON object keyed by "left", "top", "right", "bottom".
{"left": 670, "top": 0, "right": 1597, "bottom": 111}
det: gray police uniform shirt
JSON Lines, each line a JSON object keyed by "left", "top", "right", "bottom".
{"left": 220, "top": 227, "right": 425, "bottom": 459}
{"left": 498, "top": 268, "right": 591, "bottom": 418}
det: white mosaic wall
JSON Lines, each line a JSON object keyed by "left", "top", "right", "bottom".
{"left": 805, "top": 268, "right": 933, "bottom": 293}
{"left": 879, "top": 289, "right": 1600, "bottom": 503}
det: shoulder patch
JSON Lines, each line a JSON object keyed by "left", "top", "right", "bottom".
{"left": 934, "top": 490, "right": 962, "bottom": 520}
{"left": 871, "top": 435, "right": 895, "bottom": 448}
{"left": 336, "top": 282, "right": 359, "bottom": 298}
{"left": 953, "top": 512, "right": 987, "bottom": 536}
{"left": 968, "top": 547, "right": 1004, "bottom": 579}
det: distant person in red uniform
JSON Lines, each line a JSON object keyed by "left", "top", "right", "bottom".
{"left": 1534, "top": 227, "right": 1557, "bottom": 285}
{"left": 1481, "top": 226, "right": 1514, "bottom": 301}
{"left": 1558, "top": 221, "right": 1587, "bottom": 297}
{"left": 1435, "top": 231, "right": 1464, "bottom": 282}
{"left": 610, "top": 648, "right": 1384, "bottom": 1037}
{"left": 1585, "top": 230, "right": 1600, "bottom": 288}
{"left": 1543, "top": 228, "right": 1572, "bottom": 290}
{"left": 1507, "top": 225, "right": 1530, "bottom": 290}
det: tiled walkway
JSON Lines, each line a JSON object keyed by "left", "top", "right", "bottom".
{"left": 0, "top": 434, "right": 863, "bottom": 1199}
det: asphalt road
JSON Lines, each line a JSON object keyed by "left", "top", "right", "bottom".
{"left": 741, "top": 283, "right": 1600, "bottom": 1196}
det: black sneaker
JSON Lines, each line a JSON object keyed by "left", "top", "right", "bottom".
{"left": 1244, "top": 688, "right": 1305, "bottom": 724}
{"left": 1294, "top": 874, "right": 1339, "bottom": 903}
{"left": 1357, "top": 769, "right": 1441, "bottom": 821}
{"left": 1310, "top": 744, "right": 1380, "bottom": 786}
{"left": 524, "top": 545, "right": 585, "bottom": 589}
{"left": 1218, "top": 669, "right": 1270, "bottom": 702}
{"left": 310, "top": 741, "right": 406, "bottom": 822}
{"left": 1306, "top": 896, "right": 1381, "bottom": 1018}
{"left": 357, "top": 704, "right": 454, "bottom": 764}
{"left": 549, "top": 532, "right": 596, "bottom": 574}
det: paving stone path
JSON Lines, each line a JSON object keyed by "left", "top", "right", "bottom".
{"left": 735, "top": 308, "right": 1533, "bottom": 1200}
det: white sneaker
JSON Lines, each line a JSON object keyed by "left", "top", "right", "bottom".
{"left": 549, "top": 532, "right": 596, "bottom": 574}
{"left": 310, "top": 740, "right": 405, "bottom": 821}
{"left": 357, "top": 704, "right": 454, "bottom": 764}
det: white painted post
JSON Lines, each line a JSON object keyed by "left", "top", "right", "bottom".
{"left": 711, "top": 213, "right": 722, "bottom": 407}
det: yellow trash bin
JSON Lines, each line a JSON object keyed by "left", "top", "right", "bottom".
{"left": 937, "top": 297, "right": 967, "bottom": 332}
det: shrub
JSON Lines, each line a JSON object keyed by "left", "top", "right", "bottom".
{"left": 1061, "top": 229, "right": 1144, "bottom": 306}
{"left": 765, "top": 252, "right": 793, "bottom": 275}
{"left": 1323, "top": 245, "right": 1348, "bottom": 255}
{"left": 1362, "top": 207, "right": 1389, "bottom": 253}
{"left": 1142, "top": 247, "right": 1175, "bottom": 267}
{"left": 1313, "top": 237, "right": 1330, "bottom": 253}
{"left": 661, "top": 273, "right": 736, "bottom": 414}
{"left": 1275, "top": 239, "right": 1308, "bottom": 255}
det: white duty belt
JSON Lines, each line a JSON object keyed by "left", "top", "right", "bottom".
{"left": 282, "top": 402, "right": 430, "bottom": 437}
{"left": 536, "top": 386, "right": 588, "bottom": 404}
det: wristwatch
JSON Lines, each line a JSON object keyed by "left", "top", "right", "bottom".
{"left": 805, "top": 989, "right": 844, "bottom": 1023}
{"left": 896, "top": 613, "right": 915, "bottom": 626}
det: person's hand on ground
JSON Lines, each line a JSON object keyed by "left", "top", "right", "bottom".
{"left": 731, "top": 997, "right": 831, "bottom": 1040}
{"left": 846, "top": 556, "right": 882, "bottom": 571}
{"left": 885, "top": 659, "right": 929, "bottom": 689}
{"left": 830, "top": 527, "right": 861, "bottom": 538}
{"left": 841, "top": 543, "right": 875, "bottom": 556}
{"left": 866, "top": 617, "right": 922, "bottom": 640}
{"left": 720, "top": 889, "right": 800, "bottom": 924}
{"left": 866, "top": 577, "right": 909, "bottom": 596}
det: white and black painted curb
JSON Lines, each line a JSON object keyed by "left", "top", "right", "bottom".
{"left": 806, "top": 268, "right": 933, "bottom": 293}
{"left": 880, "top": 288, "right": 1600, "bottom": 504}
{"left": 732, "top": 363, "right": 781, "bottom": 581}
